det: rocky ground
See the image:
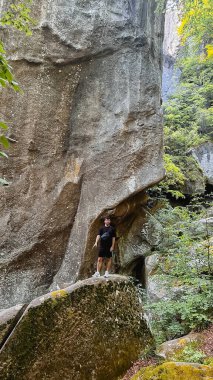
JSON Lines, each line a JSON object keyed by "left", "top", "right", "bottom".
{"left": 121, "top": 356, "right": 160, "bottom": 380}
{"left": 200, "top": 324, "right": 213, "bottom": 358}
{"left": 122, "top": 324, "right": 213, "bottom": 380}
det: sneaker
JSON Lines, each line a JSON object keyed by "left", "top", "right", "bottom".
{"left": 104, "top": 271, "right": 109, "bottom": 278}
{"left": 92, "top": 271, "right": 100, "bottom": 278}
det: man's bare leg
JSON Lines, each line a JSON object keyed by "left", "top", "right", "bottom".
{"left": 97, "top": 257, "right": 103, "bottom": 273}
{"left": 106, "top": 258, "right": 112, "bottom": 272}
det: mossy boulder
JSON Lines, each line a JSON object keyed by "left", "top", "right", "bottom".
{"left": 0, "top": 275, "right": 153, "bottom": 380}
{"left": 156, "top": 333, "right": 203, "bottom": 360}
{"left": 131, "top": 361, "right": 213, "bottom": 380}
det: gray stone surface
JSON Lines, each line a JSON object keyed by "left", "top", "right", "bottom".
{"left": 118, "top": 205, "right": 163, "bottom": 278}
{"left": 145, "top": 253, "right": 160, "bottom": 277}
{"left": 188, "top": 237, "right": 213, "bottom": 274}
{"left": 156, "top": 333, "right": 202, "bottom": 359}
{"left": 0, "top": 0, "right": 165, "bottom": 308}
{"left": 162, "top": 0, "right": 181, "bottom": 101}
{"left": 146, "top": 273, "right": 197, "bottom": 302}
{"left": 0, "top": 275, "right": 154, "bottom": 380}
{"left": 0, "top": 304, "right": 24, "bottom": 344}
{"left": 191, "top": 142, "right": 213, "bottom": 185}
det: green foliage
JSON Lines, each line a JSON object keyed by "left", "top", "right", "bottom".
{"left": 164, "top": 57, "right": 213, "bottom": 149}
{"left": 148, "top": 0, "right": 213, "bottom": 348}
{"left": 0, "top": 1, "right": 34, "bottom": 184}
{"left": 154, "top": 154, "right": 186, "bottom": 199}
{"left": 178, "top": 0, "right": 213, "bottom": 58}
{"left": 0, "top": 0, "right": 36, "bottom": 36}
{"left": 154, "top": 2, "right": 213, "bottom": 199}
{"left": 0, "top": 42, "right": 20, "bottom": 91}
{"left": 145, "top": 198, "right": 213, "bottom": 344}
{"left": 172, "top": 341, "right": 206, "bottom": 364}
{"left": 155, "top": 199, "right": 213, "bottom": 277}
{"left": 204, "top": 357, "right": 213, "bottom": 366}
{"left": 155, "top": 54, "right": 213, "bottom": 198}
{"left": 0, "top": 40, "right": 19, "bottom": 172}
{"left": 146, "top": 281, "right": 213, "bottom": 344}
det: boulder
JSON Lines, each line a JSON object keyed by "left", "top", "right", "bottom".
{"left": 187, "top": 237, "right": 213, "bottom": 275}
{"left": 131, "top": 361, "right": 213, "bottom": 380}
{"left": 181, "top": 156, "right": 206, "bottom": 195}
{"left": 0, "top": 275, "right": 154, "bottom": 380}
{"left": 156, "top": 333, "right": 202, "bottom": 360}
{"left": 117, "top": 203, "right": 163, "bottom": 282}
{"left": 146, "top": 273, "right": 193, "bottom": 302}
{"left": 145, "top": 254, "right": 160, "bottom": 278}
{"left": 0, "top": 0, "right": 165, "bottom": 308}
{"left": 191, "top": 142, "right": 213, "bottom": 185}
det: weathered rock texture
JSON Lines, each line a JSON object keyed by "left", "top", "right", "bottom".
{"left": 117, "top": 201, "right": 163, "bottom": 284}
{"left": 191, "top": 142, "right": 213, "bottom": 186}
{"left": 156, "top": 333, "right": 203, "bottom": 360}
{"left": 162, "top": 0, "right": 181, "bottom": 101}
{"left": 0, "top": 276, "right": 153, "bottom": 380}
{"left": 0, "top": 304, "right": 24, "bottom": 345}
{"left": 0, "top": 0, "right": 165, "bottom": 308}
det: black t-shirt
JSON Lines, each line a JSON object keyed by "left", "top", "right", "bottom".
{"left": 99, "top": 226, "right": 116, "bottom": 248}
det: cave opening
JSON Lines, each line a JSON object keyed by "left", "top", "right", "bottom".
{"left": 205, "top": 183, "right": 213, "bottom": 196}
{"left": 125, "top": 256, "right": 146, "bottom": 288}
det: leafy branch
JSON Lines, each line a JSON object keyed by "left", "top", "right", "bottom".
{"left": 0, "top": 0, "right": 35, "bottom": 185}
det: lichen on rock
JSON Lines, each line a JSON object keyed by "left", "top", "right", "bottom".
{"left": 131, "top": 361, "right": 213, "bottom": 380}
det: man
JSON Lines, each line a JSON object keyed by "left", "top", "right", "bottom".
{"left": 93, "top": 216, "right": 116, "bottom": 278}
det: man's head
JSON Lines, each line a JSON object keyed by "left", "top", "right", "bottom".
{"left": 104, "top": 216, "right": 111, "bottom": 226}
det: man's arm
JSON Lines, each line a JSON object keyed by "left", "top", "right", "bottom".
{"left": 93, "top": 235, "right": 100, "bottom": 248}
{"left": 110, "top": 237, "right": 116, "bottom": 252}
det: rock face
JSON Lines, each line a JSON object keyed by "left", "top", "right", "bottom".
{"left": 118, "top": 203, "right": 163, "bottom": 283}
{"left": 191, "top": 142, "right": 213, "bottom": 186}
{"left": 156, "top": 333, "right": 203, "bottom": 360}
{"left": 0, "top": 276, "right": 154, "bottom": 380}
{"left": 0, "top": 304, "right": 24, "bottom": 345}
{"left": 162, "top": 0, "right": 181, "bottom": 101}
{"left": 0, "top": 0, "right": 165, "bottom": 308}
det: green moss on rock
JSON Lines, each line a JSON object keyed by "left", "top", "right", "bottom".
{"left": 131, "top": 361, "right": 213, "bottom": 380}
{"left": 0, "top": 276, "right": 153, "bottom": 380}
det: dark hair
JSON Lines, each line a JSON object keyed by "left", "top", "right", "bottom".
{"left": 103, "top": 215, "right": 111, "bottom": 221}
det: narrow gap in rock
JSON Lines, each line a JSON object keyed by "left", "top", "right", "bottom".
{"left": 205, "top": 183, "right": 213, "bottom": 196}
{"left": 126, "top": 257, "right": 146, "bottom": 288}
{"left": 0, "top": 304, "right": 28, "bottom": 353}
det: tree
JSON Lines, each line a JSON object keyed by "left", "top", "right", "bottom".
{"left": 178, "top": 0, "right": 213, "bottom": 59}
{"left": 154, "top": 0, "right": 213, "bottom": 198}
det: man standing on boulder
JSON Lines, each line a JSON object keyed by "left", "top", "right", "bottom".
{"left": 93, "top": 216, "right": 116, "bottom": 278}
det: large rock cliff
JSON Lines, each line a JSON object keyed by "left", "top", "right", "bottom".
{"left": 162, "top": 0, "right": 181, "bottom": 101}
{"left": 0, "top": 0, "right": 165, "bottom": 308}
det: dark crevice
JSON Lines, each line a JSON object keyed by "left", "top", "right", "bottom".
{"left": 132, "top": 257, "right": 146, "bottom": 288}
{"left": 124, "top": 257, "right": 146, "bottom": 288}
{"left": 0, "top": 304, "right": 28, "bottom": 353}
{"left": 205, "top": 183, "right": 213, "bottom": 196}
